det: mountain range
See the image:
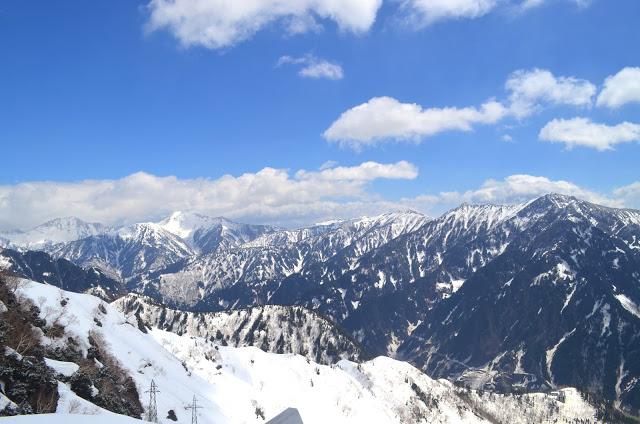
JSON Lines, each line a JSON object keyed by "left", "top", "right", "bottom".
{"left": 2, "top": 193, "right": 639, "bottom": 416}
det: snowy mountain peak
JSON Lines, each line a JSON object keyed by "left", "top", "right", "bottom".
{"left": 157, "top": 211, "right": 231, "bottom": 239}
{"left": 0, "top": 216, "right": 107, "bottom": 248}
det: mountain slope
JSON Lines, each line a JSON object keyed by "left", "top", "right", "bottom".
{"left": 0, "top": 247, "right": 122, "bottom": 300}
{"left": 135, "top": 210, "right": 431, "bottom": 310}
{"left": 113, "top": 293, "right": 365, "bottom": 365}
{"left": 397, "top": 194, "right": 640, "bottom": 414}
{"left": 3, "top": 280, "right": 602, "bottom": 423}
{"left": 48, "top": 223, "right": 194, "bottom": 281}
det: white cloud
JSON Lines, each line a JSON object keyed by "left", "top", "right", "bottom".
{"left": 296, "top": 160, "right": 418, "bottom": 181}
{"left": 596, "top": 67, "right": 640, "bottom": 109}
{"left": 613, "top": 181, "right": 640, "bottom": 207}
{"left": 518, "top": 0, "right": 545, "bottom": 10}
{"left": 506, "top": 68, "right": 596, "bottom": 117}
{"left": 146, "top": 0, "right": 382, "bottom": 49}
{"left": 0, "top": 162, "right": 415, "bottom": 231}
{"left": 322, "top": 68, "right": 603, "bottom": 149}
{"left": 516, "top": 0, "right": 592, "bottom": 11}
{"left": 323, "top": 96, "right": 507, "bottom": 148}
{"left": 539, "top": 117, "right": 640, "bottom": 150}
{"left": 400, "top": 0, "right": 498, "bottom": 26}
{"left": 277, "top": 55, "right": 344, "bottom": 80}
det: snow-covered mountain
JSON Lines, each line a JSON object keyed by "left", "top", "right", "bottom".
{"left": 0, "top": 280, "right": 603, "bottom": 423}
{"left": 3, "top": 195, "right": 640, "bottom": 415}
{"left": 48, "top": 223, "right": 194, "bottom": 281}
{"left": 0, "top": 247, "right": 122, "bottom": 300}
{"left": 158, "top": 211, "right": 279, "bottom": 254}
{"left": 396, "top": 194, "right": 640, "bottom": 414}
{"left": 113, "top": 293, "right": 365, "bottom": 365}
{"left": 134, "top": 210, "right": 431, "bottom": 309}
{"left": 0, "top": 217, "right": 108, "bottom": 250}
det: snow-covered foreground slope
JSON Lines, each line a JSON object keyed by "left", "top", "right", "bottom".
{"left": 0, "top": 414, "right": 143, "bottom": 423}
{"left": 7, "top": 281, "right": 599, "bottom": 424}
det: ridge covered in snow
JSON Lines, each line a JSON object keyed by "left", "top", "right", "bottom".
{"left": 3, "top": 280, "right": 601, "bottom": 423}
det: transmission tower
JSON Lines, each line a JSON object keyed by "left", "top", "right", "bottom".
{"left": 185, "top": 395, "right": 202, "bottom": 424}
{"left": 145, "top": 379, "right": 160, "bottom": 423}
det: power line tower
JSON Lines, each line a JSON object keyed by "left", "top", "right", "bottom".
{"left": 145, "top": 379, "right": 160, "bottom": 423}
{"left": 184, "top": 395, "right": 202, "bottom": 424}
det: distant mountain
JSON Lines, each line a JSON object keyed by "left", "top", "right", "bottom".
{"left": 0, "top": 247, "right": 122, "bottom": 300}
{"left": 0, "top": 217, "right": 107, "bottom": 249}
{"left": 158, "top": 211, "right": 279, "bottom": 254}
{"left": 113, "top": 293, "right": 365, "bottom": 365}
{"left": 48, "top": 223, "right": 194, "bottom": 281}
{"left": 132, "top": 210, "right": 431, "bottom": 309}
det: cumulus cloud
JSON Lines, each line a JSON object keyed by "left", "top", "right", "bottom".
{"left": 399, "top": 0, "right": 498, "bottom": 26}
{"left": 596, "top": 67, "right": 640, "bottom": 109}
{"left": 277, "top": 55, "right": 344, "bottom": 80}
{"left": 146, "top": 0, "right": 382, "bottom": 49}
{"left": 0, "top": 162, "right": 416, "bottom": 231}
{"left": 506, "top": 68, "right": 596, "bottom": 117}
{"left": 322, "top": 68, "right": 605, "bottom": 149}
{"left": 323, "top": 96, "right": 507, "bottom": 148}
{"left": 296, "top": 161, "right": 417, "bottom": 181}
{"left": 539, "top": 117, "right": 640, "bottom": 150}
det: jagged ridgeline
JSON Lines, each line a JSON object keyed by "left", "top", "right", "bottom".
{"left": 113, "top": 294, "right": 365, "bottom": 365}
{"left": 2, "top": 193, "right": 640, "bottom": 416}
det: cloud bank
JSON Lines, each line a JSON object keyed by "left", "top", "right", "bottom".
{"left": 1, "top": 166, "right": 637, "bottom": 231}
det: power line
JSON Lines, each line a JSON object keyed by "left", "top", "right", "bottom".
{"left": 185, "top": 395, "right": 203, "bottom": 424}
{"left": 145, "top": 379, "right": 160, "bottom": 423}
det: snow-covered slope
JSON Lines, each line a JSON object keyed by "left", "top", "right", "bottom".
{"left": 6, "top": 281, "right": 599, "bottom": 424}
{"left": 113, "top": 293, "right": 364, "bottom": 365}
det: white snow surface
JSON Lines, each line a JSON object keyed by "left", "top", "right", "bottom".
{"left": 0, "top": 413, "right": 143, "bottom": 423}
{"left": 44, "top": 358, "right": 80, "bottom": 377}
{"left": 615, "top": 293, "right": 640, "bottom": 319}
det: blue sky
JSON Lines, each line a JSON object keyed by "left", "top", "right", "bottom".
{"left": 1, "top": 0, "right": 639, "bottom": 229}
